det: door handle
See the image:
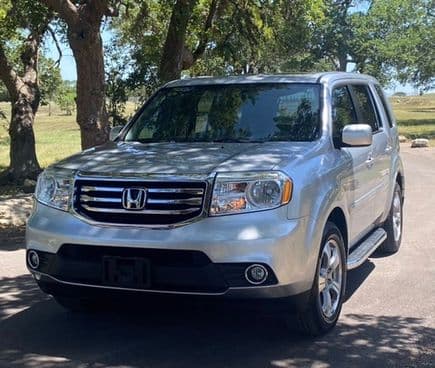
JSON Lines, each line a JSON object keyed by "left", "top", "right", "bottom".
{"left": 385, "top": 145, "right": 392, "bottom": 153}
{"left": 366, "top": 153, "right": 374, "bottom": 168}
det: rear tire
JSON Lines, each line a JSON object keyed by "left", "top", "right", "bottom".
{"left": 296, "top": 222, "right": 347, "bottom": 336}
{"left": 380, "top": 183, "right": 403, "bottom": 254}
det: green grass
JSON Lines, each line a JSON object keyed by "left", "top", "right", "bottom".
{"left": 391, "top": 94, "right": 435, "bottom": 142}
{"left": 0, "top": 102, "right": 80, "bottom": 171}
{"left": 0, "top": 94, "right": 434, "bottom": 172}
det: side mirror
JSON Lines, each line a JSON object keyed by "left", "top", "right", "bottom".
{"left": 109, "top": 126, "right": 123, "bottom": 141}
{"left": 342, "top": 124, "right": 372, "bottom": 147}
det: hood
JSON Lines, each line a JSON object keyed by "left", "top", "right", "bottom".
{"left": 53, "top": 141, "right": 318, "bottom": 175}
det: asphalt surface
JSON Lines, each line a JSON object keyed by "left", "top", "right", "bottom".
{"left": 0, "top": 146, "right": 434, "bottom": 368}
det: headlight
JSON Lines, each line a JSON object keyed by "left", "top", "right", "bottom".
{"left": 35, "top": 168, "right": 74, "bottom": 211}
{"left": 210, "top": 171, "right": 292, "bottom": 216}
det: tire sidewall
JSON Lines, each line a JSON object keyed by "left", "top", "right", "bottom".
{"left": 312, "top": 222, "right": 347, "bottom": 329}
{"left": 391, "top": 184, "right": 403, "bottom": 247}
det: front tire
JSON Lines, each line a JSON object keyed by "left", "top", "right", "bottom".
{"left": 380, "top": 183, "right": 403, "bottom": 254}
{"left": 296, "top": 222, "right": 347, "bottom": 336}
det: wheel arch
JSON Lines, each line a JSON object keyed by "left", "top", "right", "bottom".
{"left": 326, "top": 207, "right": 348, "bottom": 253}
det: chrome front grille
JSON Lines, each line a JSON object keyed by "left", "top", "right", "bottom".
{"left": 73, "top": 179, "right": 207, "bottom": 226}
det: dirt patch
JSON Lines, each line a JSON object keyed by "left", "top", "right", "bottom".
{"left": 0, "top": 194, "right": 32, "bottom": 227}
{"left": 0, "top": 193, "right": 31, "bottom": 250}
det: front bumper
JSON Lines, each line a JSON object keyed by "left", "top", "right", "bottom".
{"left": 26, "top": 201, "right": 316, "bottom": 299}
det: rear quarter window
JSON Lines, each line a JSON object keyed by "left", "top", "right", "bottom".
{"left": 374, "top": 84, "right": 395, "bottom": 128}
{"left": 350, "top": 84, "right": 380, "bottom": 132}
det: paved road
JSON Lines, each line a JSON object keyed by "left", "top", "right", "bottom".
{"left": 0, "top": 146, "right": 434, "bottom": 368}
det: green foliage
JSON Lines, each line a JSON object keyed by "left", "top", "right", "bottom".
{"left": 349, "top": 0, "right": 434, "bottom": 88}
{"left": 0, "top": 0, "right": 50, "bottom": 43}
{"left": 55, "top": 81, "right": 76, "bottom": 115}
{"left": 107, "top": 0, "right": 326, "bottom": 114}
{"left": 38, "top": 56, "right": 63, "bottom": 105}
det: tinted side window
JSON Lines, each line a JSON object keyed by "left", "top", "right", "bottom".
{"left": 351, "top": 85, "right": 380, "bottom": 131}
{"left": 332, "top": 86, "right": 357, "bottom": 142}
{"left": 374, "top": 84, "right": 394, "bottom": 127}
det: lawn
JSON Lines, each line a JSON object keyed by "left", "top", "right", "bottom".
{"left": 390, "top": 94, "right": 435, "bottom": 140}
{"left": 1, "top": 94, "right": 434, "bottom": 171}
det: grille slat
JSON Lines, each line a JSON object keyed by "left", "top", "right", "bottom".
{"left": 74, "top": 178, "right": 207, "bottom": 226}
{"left": 147, "top": 188, "right": 204, "bottom": 195}
{"left": 80, "top": 195, "right": 121, "bottom": 203}
{"left": 81, "top": 204, "right": 200, "bottom": 215}
{"left": 147, "top": 198, "right": 202, "bottom": 206}
{"left": 82, "top": 186, "right": 123, "bottom": 193}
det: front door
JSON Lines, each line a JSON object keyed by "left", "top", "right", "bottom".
{"left": 331, "top": 85, "right": 375, "bottom": 243}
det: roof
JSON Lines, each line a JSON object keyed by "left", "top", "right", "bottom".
{"left": 164, "top": 72, "right": 379, "bottom": 88}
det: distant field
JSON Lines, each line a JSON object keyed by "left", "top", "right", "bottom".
{"left": 390, "top": 94, "right": 435, "bottom": 140}
{"left": 0, "top": 102, "right": 138, "bottom": 172}
{"left": 0, "top": 95, "right": 434, "bottom": 171}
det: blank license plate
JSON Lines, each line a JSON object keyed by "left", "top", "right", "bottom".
{"left": 102, "top": 256, "right": 150, "bottom": 289}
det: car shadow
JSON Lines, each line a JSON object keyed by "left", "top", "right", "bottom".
{"left": 0, "top": 226, "right": 25, "bottom": 252}
{"left": 1, "top": 272, "right": 433, "bottom": 368}
{"left": 344, "top": 260, "right": 375, "bottom": 302}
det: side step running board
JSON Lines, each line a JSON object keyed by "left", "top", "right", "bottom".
{"left": 347, "top": 228, "right": 387, "bottom": 270}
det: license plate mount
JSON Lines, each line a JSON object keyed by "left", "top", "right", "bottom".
{"left": 102, "top": 256, "right": 151, "bottom": 289}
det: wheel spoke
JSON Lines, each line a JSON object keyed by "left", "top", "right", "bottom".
{"left": 330, "top": 280, "right": 341, "bottom": 296}
{"left": 322, "top": 289, "right": 333, "bottom": 317}
{"left": 319, "top": 269, "right": 327, "bottom": 291}
{"left": 329, "top": 246, "right": 340, "bottom": 271}
{"left": 322, "top": 244, "right": 331, "bottom": 266}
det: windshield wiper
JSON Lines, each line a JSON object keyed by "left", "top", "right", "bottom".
{"left": 131, "top": 138, "right": 265, "bottom": 144}
{"left": 212, "top": 138, "right": 265, "bottom": 143}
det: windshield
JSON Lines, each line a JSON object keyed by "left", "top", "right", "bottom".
{"left": 124, "top": 83, "right": 321, "bottom": 143}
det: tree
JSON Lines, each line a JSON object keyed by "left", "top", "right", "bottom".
{"left": 39, "top": 56, "right": 63, "bottom": 115}
{"left": 0, "top": 0, "right": 51, "bottom": 182}
{"left": 310, "top": 0, "right": 434, "bottom": 89}
{"left": 108, "top": 1, "right": 324, "bottom": 107}
{"left": 311, "top": 0, "right": 354, "bottom": 72}
{"left": 56, "top": 80, "right": 76, "bottom": 115}
{"left": 350, "top": 0, "right": 434, "bottom": 89}
{"left": 40, "top": 0, "right": 121, "bottom": 149}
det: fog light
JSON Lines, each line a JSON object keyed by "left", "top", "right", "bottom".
{"left": 245, "top": 264, "right": 268, "bottom": 285}
{"left": 27, "top": 250, "right": 40, "bottom": 270}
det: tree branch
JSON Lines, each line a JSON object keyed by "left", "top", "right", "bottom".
{"left": 47, "top": 25, "right": 63, "bottom": 66}
{"left": 192, "top": 0, "right": 219, "bottom": 62}
{"left": 88, "top": 0, "right": 120, "bottom": 19}
{"left": 0, "top": 44, "right": 20, "bottom": 99}
{"left": 40, "top": 0, "right": 79, "bottom": 25}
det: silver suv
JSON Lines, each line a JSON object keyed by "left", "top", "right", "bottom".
{"left": 26, "top": 72, "right": 404, "bottom": 335}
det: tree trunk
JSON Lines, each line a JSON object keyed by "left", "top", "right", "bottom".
{"left": 338, "top": 54, "right": 348, "bottom": 72}
{"left": 0, "top": 30, "right": 42, "bottom": 183}
{"left": 159, "top": 0, "right": 198, "bottom": 83}
{"left": 68, "top": 23, "right": 109, "bottom": 150}
{"left": 7, "top": 92, "right": 41, "bottom": 181}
